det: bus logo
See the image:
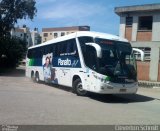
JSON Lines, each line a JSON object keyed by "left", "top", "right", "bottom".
{"left": 58, "top": 58, "right": 71, "bottom": 66}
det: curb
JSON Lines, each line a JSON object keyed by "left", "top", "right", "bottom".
{"left": 138, "top": 81, "right": 160, "bottom": 88}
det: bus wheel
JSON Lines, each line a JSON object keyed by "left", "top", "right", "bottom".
{"left": 73, "top": 79, "right": 88, "bottom": 96}
{"left": 31, "top": 71, "right": 35, "bottom": 81}
{"left": 35, "top": 72, "right": 40, "bottom": 83}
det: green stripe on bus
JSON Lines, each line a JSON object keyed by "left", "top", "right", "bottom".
{"left": 29, "top": 59, "right": 35, "bottom": 66}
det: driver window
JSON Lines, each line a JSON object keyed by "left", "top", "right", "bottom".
{"left": 83, "top": 46, "right": 97, "bottom": 70}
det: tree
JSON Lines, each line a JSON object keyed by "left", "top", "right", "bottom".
{"left": 0, "top": 0, "right": 37, "bottom": 67}
{"left": 0, "top": 0, "right": 37, "bottom": 37}
{"left": 0, "top": 37, "right": 27, "bottom": 67}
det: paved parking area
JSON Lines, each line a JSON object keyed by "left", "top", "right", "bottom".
{"left": 0, "top": 67, "right": 160, "bottom": 125}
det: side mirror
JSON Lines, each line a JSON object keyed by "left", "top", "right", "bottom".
{"left": 132, "top": 48, "right": 144, "bottom": 61}
{"left": 85, "top": 43, "right": 102, "bottom": 58}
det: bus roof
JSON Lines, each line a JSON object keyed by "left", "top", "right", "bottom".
{"left": 28, "top": 31, "right": 128, "bottom": 49}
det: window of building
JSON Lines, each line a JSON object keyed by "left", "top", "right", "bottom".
{"left": 43, "top": 33, "right": 48, "bottom": 37}
{"left": 54, "top": 33, "right": 58, "bottom": 38}
{"left": 133, "top": 47, "right": 151, "bottom": 61}
{"left": 126, "top": 17, "right": 133, "bottom": 26}
{"left": 50, "top": 33, "right": 52, "bottom": 35}
{"left": 138, "top": 16, "right": 153, "bottom": 30}
{"left": 61, "top": 32, "right": 65, "bottom": 36}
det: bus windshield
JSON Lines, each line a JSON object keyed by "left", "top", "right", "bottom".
{"left": 95, "top": 38, "right": 137, "bottom": 82}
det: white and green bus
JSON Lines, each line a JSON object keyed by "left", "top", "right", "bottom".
{"left": 26, "top": 31, "right": 144, "bottom": 96}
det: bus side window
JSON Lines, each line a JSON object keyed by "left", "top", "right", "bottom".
{"left": 67, "top": 39, "right": 78, "bottom": 57}
{"left": 66, "top": 41, "right": 71, "bottom": 53}
{"left": 84, "top": 46, "right": 97, "bottom": 70}
{"left": 35, "top": 48, "right": 38, "bottom": 58}
{"left": 32, "top": 49, "right": 36, "bottom": 58}
{"left": 60, "top": 41, "right": 67, "bottom": 55}
{"left": 73, "top": 39, "right": 79, "bottom": 57}
{"left": 55, "top": 43, "right": 61, "bottom": 57}
{"left": 35, "top": 47, "right": 41, "bottom": 58}
{"left": 52, "top": 44, "right": 56, "bottom": 56}
{"left": 47, "top": 45, "right": 53, "bottom": 54}
{"left": 78, "top": 37, "right": 94, "bottom": 47}
{"left": 40, "top": 47, "right": 44, "bottom": 58}
{"left": 43, "top": 47, "right": 47, "bottom": 55}
{"left": 38, "top": 47, "right": 43, "bottom": 58}
{"left": 78, "top": 36, "right": 94, "bottom": 57}
{"left": 41, "top": 48, "right": 45, "bottom": 56}
{"left": 27, "top": 49, "right": 32, "bottom": 59}
{"left": 43, "top": 45, "right": 51, "bottom": 55}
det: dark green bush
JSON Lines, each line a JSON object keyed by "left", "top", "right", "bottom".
{"left": 0, "top": 37, "right": 27, "bottom": 67}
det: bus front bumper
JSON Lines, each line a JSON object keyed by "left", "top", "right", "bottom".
{"left": 95, "top": 82, "right": 138, "bottom": 94}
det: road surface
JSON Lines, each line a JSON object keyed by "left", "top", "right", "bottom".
{"left": 0, "top": 67, "right": 160, "bottom": 125}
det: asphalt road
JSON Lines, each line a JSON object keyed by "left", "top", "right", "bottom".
{"left": 0, "top": 67, "right": 160, "bottom": 125}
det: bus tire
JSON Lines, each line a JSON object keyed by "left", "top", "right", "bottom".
{"left": 35, "top": 72, "right": 40, "bottom": 83}
{"left": 73, "top": 78, "right": 88, "bottom": 96}
{"left": 31, "top": 71, "right": 35, "bottom": 82}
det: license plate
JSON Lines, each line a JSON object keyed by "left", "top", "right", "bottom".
{"left": 120, "top": 89, "right": 127, "bottom": 92}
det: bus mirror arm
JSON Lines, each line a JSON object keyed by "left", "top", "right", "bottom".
{"left": 85, "top": 43, "right": 102, "bottom": 58}
{"left": 133, "top": 48, "right": 144, "bottom": 61}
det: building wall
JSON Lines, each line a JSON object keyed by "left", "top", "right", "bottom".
{"left": 137, "top": 61, "right": 150, "bottom": 81}
{"left": 131, "top": 42, "right": 160, "bottom": 81}
{"left": 119, "top": 12, "right": 160, "bottom": 42}
{"left": 157, "top": 63, "right": 160, "bottom": 81}
{"left": 152, "top": 14, "right": 160, "bottom": 41}
{"left": 125, "top": 26, "right": 132, "bottom": 41}
{"left": 41, "top": 26, "right": 90, "bottom": 43}
{"left": 11, "top": 28, "right": 32, "bottom": 47}
{"left": 136, "top": 31, "right": 152, "bottom": 41}
{"left": 11, "top": 27, "right": 41, "bottom": 47}
{"left": 11, "top": 31, "right": 24, "bottom": 38}
{"left": 131, "top": 16, "right": 138, "bottom": 41}
{"left": 31, "top": 30, "right": 41, "bottom": 46}
{"left": 119, "top": 17, "right": 126, "bottom": 38}
{"left": 118, "top": 11, "right": 160, "bottom": 82}
{"left": 42, "top": 30, "right": 76, "bottom": 43}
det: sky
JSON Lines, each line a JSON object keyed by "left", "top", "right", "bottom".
{"left": 17, "top": 0, "right": 160, "bottom": 35}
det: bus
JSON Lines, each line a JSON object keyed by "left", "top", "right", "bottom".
{"left": 26, "top": 31, "right": 144, "bottom": 96}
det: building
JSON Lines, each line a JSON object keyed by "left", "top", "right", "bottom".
{"left": 115, "top": 3, "right": 160, "bottom": 82}
{"left": 11, "top": 26, "right": 41, "bottom": 47}
{"left": 31, "top": 28, "right": 41, "bottom": 46}
{"left": 42, "top": 26, "right": 90, "bottom": 42}
{"left": 11, "top": 25, "right": 32, "bottom": 47}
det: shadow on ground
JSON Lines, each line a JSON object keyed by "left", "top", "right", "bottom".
{"left": 1, "top": 67, "right": 155, "bottom": 104}
{"left": 87, "top": 93, "right": 155, "bottom": 104}
{"left": 0, "top": 67, "right": 25, "bottom": 77}
{"left": 46, "top": 83, "right": 155, "bottom": 104}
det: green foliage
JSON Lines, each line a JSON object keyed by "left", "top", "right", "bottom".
{"left": 0, "top": 37, "right": 27, "bottom": 67}
{"left": 0, "top": 0, "right": 37, "bottom": 37}
{"left": 0, "top": 0, "right": 37, "bottom": 67}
